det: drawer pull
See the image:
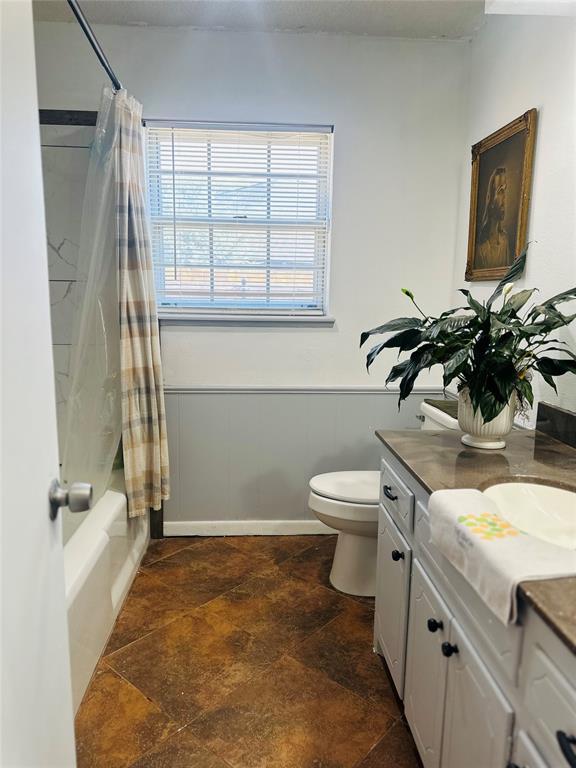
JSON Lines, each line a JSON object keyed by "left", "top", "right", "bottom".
{"left": 441, "top": 641, "right": 459, "bottom": 658}
{"left": 391, "top": 549, "right": 405, "bottom": 562}
{"left": 557, "top": 731, "right": 576, "bottom": 767}
{"left": 427, "top": 618, "right": 444, "bottom": 633}
{"left": 383, "top": 485, "right": 398, "bottom": 502}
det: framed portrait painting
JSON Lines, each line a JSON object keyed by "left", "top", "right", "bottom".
{"left": 465, "top": 109, "right": 537, "bottom": 281}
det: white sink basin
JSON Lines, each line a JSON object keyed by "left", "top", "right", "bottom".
{"left": 483, "top": 482, "right": 576, "bottom": 550}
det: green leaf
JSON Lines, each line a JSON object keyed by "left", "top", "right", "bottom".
{"left": 486, "top": 250, "right": 527, "bottom": 308}
{"left": 459, "top": 289, "right": 486, "bottom": 318}
{"left": 504, "top": 288, "right": 537, "bottom": 313}
{"left": 516, "top": 378, "right": 534, "bottom": 407}
{"left": 442, "top": 347, "right": 470, "bottom": 383}
{"left": 425, "top": 314, "right": 472, "bottom": 339}
{"left": 535, "top": 357, "right": 576, "bottom": 376}
{"left": 365, "top": 329, "right": 424, "bottom": 370}
{"left": 540, "top": 286, "right": 576, "bottom": 308}
{"left": 360, "top": 317, "right": 423, "bottom": 348}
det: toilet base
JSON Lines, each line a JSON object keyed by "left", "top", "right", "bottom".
{"left": 329, "top": 531, "right": 377, "bottom": 597}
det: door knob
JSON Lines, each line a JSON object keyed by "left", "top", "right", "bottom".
{"left": 49, "top": 479, "right": 93, "bottom": 520}
{"left": 441, "top": 641, "right": 459, "bottom": 658}
{"left": 427, "top": 618, "right": 444, "bottom": 633}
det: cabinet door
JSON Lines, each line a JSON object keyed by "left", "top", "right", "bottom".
{"left": 441, "top": 619, "right": 514, "bottom": 768}
{"left": 510, "top": 731, "right": 548, "bottom": 768}
{"left": 404, "top": 561, "right": 451, "bottom": 768}
{"left": 375, "top": 505, "right": 412, "bottom": 697}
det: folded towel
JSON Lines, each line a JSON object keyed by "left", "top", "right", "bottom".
{"left": 429, "top": 489, "right": 576, "bottom": 625}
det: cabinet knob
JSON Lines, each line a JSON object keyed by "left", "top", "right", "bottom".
{"left": 383, "top": 485, "right": 398, "bottom": 502}
{"left": 557, "top": 731, "right": 576, "bottom": 767}
{"left": 506, "top": 763, "right": 521, "bottom": 768}
{"left": 391, "top": 549, "right": 405, "bottom": 562}
{"left": 441, "top": 641, "right": 459, "bottom": 658}
{"left": 427, "top": 618, "right": 444, "bottom": 633}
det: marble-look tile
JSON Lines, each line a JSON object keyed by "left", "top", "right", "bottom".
{"left": 356, "top": 720, "right": 420, "bottom": 768}
{"left": 52, "top": 344, "right": 71, "bottom": 458}
{"left": 103, "top": 570, "right": 195, "bottom": 656}
{"left": 189, "top": 655, "right": 394, "bottom": 768}
{"left": 41, "top": 124, "right": 95, "bottom": 148}
{"left": 142, "top": 538, "right": 271, "bottom": 606}
{"left": 75, "top": 666, "right": 178, "bottom": 768}
{"left": 42, "top": 145, "right": 90, "bottom": 280}
{"left": 226, "top": 534, "right": 322, "bottom": 565}
{"left": 49, "top": 279, "right": 81, "bottom": 345}
{"left": 106, "top": 609, "right": 278, "bottom": 725}
{"left": 141, "top": 537, "right": 203, "bottom": 567}
{"left": 289, "top": 602, "right": 399, "bottom": 717}
{"left": 199, "top": 566, "right": 347, "bottom": 652}
{"left": 128, "top": 727, "right": 229, "bottom": 768}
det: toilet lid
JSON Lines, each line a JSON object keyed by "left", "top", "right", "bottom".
{"left": 309, "top": 471, "right": 380, "bottom": 505}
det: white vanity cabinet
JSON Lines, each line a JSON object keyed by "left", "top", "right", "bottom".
{"left": 375, "top": 444, "right": 576, "bottom": 768}
{"left": 375, "top": 505, "right": 412, "bottom": 696}
{"left": 404, "top": 561, "right": 450, "bottom": 768}
{"left": 441, "top": 619, "right": 514, "bottom": 768}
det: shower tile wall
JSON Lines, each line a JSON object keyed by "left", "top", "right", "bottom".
{"left": 41, "top": 124, "right": 93, "bottom": 458}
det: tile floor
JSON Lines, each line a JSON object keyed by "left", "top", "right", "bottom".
{"left": 75, "top": 535, "right": 421, "bottom": 768}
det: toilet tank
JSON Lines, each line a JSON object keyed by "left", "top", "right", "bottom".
{"left": 420, "top": 399, "right": 459, "bottom": 431}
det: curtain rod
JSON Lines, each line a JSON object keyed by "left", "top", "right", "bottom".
{"left": 66, "top": 0, "right": 123, "bottom": 91}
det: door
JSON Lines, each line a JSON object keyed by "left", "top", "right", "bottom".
{"left": 404, "top": 561, "right": 452, "bottom": 768}
{"left": 374, "top": 505, "right": 412, "bottom": 697}
{"left": 441, "top": 619, "right": 514, "bottom": 768}
{"left": 1, "top": 2, "right": 76, "bottom": 765}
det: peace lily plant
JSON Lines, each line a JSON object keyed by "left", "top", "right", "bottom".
{"left": 361, "top": 252, "right": 576, "bottom": 447}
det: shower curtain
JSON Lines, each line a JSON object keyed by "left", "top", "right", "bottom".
{"left": 64, "top": 88, "right": 169, "bottom": 519}
{"left": 116, "top": 92, "right": 169, "bottom": 518}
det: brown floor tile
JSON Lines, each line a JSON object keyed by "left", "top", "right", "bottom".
{"left": 106, "top": 608, "right": 278, "bottom": 725}
{"left": 128, "top": 727, "right": 230, "bottom": 768}
{"left": 189, "top": 655, "right": 394, "bottom": 768}
{"left": 142, "top": 538, "right": 271, "bottom": 606}
{"left": 75, "top": 666, "right": 178, "bottom": 768}
{"left": 141, "top": 537, "right": 204, "bottom": 567}
{"left": 278, "top": 535, "right": 337, "bottom": 589}
{"left": 356, "top": 720, "right": 420, "bottom": 768}
{"left": 289, "top": 602, "right": 400, "bottom": 717}
{"left": 104, "top": 571, "right": 195, "bottom": 655}
{"left": 199, "top": 566, "right": 348, "bottom": 652}
{"left": 226, "top": 535, "right": 325, "bottom": 565}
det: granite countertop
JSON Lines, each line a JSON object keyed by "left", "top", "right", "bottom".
{"left": 376, "top": 428, "right": 576, "bottom": 652}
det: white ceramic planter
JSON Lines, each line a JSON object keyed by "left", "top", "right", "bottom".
{"left": 457, "top": 388, "right": 516, "bottom": 450}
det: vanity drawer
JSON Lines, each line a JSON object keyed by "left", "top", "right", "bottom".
{"left": 380, "top": 458, "right": 414, "bottom": 536}
{"left": 523, "top": 642, "right": 576, "bottom": 767}
{"left": 413, "top": 500, "right": 523, "bottom": 683}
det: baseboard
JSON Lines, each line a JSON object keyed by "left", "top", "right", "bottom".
{"left": 163, "top": 519, "right": 334, "bottom": 536}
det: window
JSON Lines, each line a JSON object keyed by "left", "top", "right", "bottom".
{"left": 145, "top": 122, "right": 333, "bottom": 318}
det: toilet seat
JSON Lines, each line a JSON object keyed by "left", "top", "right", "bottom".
{"left": 309, "top": 471, "right": 380, "bottom": 505}
{"left": 308, "top": 491, "right": 378, "bottom": 523}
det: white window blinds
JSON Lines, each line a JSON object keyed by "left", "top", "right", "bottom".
{"left": 146, "top": 123, "right": 333, "bottom": 316}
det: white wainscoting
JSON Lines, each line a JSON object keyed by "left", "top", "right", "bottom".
{"left": 163, "top": 386, "right": 441, "bottom": 536}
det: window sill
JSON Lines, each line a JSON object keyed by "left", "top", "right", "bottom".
{"left": 158, "top": 313, "right": 336, "bottom": 327}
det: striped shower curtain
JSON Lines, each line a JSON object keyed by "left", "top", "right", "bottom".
{"left": 115, "top": 91, "right": 170, "bottom": 517}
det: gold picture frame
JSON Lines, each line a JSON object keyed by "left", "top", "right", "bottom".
{"left": 465, "top": 109, "right": 537, "bottom": 281}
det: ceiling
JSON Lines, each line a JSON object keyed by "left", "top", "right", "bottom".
{"left": 33, "top": 0, "right": 485, "bottom": 39}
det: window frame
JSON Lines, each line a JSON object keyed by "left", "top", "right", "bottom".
{"left": 144, "top": 120, "right": 335, "bottom": 325}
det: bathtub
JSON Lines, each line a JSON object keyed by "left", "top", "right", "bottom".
{"left": 64, "top": 483, "right": 148, "bottom": 711}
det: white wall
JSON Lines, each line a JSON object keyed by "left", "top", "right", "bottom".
{"left": 34, "top": 22, "right": 469, "bottom": 387}
{"left": 452, "top": 15, "right": 576, "bottom": 418}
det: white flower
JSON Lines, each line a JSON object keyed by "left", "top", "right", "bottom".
{"left": 503, "top": 282, "right": 515, "bottom": 300}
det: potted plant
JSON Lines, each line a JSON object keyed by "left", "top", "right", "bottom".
{"left": 361, "top": 252, "right": 576, "bottom": 449}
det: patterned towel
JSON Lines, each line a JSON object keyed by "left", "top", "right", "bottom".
{"left": 429, "top": 489, "right": 576, "bottom": 624}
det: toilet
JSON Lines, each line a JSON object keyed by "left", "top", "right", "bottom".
{"left": 308, "top": 471, "right": 380, "bottom": 596}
